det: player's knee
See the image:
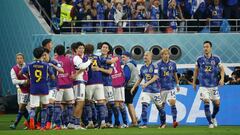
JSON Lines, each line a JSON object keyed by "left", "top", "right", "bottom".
{"left": 49, "top": 99, "right": 55, "bottom": 104}
{"left": 169, "top": 100, "right": 176, "bottom": 106}
{"left": 203, "top": 99, "right": 210, "bottom": 104}
{"left": 214, "top": 100, "right": 220, "bottom": 107}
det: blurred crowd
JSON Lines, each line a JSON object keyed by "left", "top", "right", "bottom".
{"left": 33, "top": 0, "right": 240, "bottom": 33}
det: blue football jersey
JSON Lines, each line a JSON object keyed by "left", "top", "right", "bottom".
{"left": 22, "top": 60, "right": 54, "bottom": 95}
{"left": 140, "top": 63, "right": 160, "bottom": 93}
{"left": 157, "top": 60, "right": 177, "bottom": 90}
{"left": 87, "top": 54, "right": 104, "bottom": 85}
{"left": 100, "top": 56, "right": 113, "bottom": 86}
{"left": 48, "top": 59, "right": 61, "bottom": 90}
{"left": 196, "top": 55, "right": 221, "bottom": 87}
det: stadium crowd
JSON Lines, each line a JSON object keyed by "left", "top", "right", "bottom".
{"left": 32, "top": 0, "right": 240, "bottom": 33}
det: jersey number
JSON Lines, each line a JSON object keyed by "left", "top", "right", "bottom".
{"left": 92, "top": 60, "right": 98, "bottom": 67}
{"left": 205, "top": 66, "right": 212, "bottom": 72}
{"left": 145, "top": 74, "right": 152, "bottom": 81}
{"left": 35, "top": 70, "right": 42, "bottom": 82}
{"left": 163, "top": 71, "right": 169, "bottom": 76}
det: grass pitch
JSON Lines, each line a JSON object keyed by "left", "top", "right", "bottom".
{"left": 0, "top": 114, "right": 240, "bottom": 135}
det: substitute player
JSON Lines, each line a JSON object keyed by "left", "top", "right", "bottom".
{"left": 53, "top": 45, "right": 75, "bottom": 130}
{"left": 10, "top": 53, "right": 30, "bottom": 129}
{"left": 157, "top": 48, "right": 180, "bottom": 128}
{"left": 69, "top": 42, "right": 91, "bottom": 130}
{"left": 193, "top": 41, "right": 224, "bottom": 128}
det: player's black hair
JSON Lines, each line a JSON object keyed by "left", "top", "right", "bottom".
{"left": 42, "top": 39, "right": 52, "bottom": 47}
{"left": 203, "top": 41, "right": 212, "bottom": 48}
{"left": 33, "top": 47, "right": 45, "bottom": 59}
{"left": 71, "top": 42, "right": 85, "bottom": 53}
{"left": 43, "top": 48, "right": 50, "bottom": 54}
{"left": 54, "top": 45, "right": 65, "bottom": 56}
{"left": 101, "top": 42, "right": 113, "bottom": 54}
{"left": 65, "top": 0, "right": 72, "bottom": 5}
{"left": 97, "top": 42, "right": 102, "bottom": 49}
{"left": 71, "top": 42, "right": 77, "bottom": 53}
{"left": 85, "top": 44, "right": 94, "bottom": 55}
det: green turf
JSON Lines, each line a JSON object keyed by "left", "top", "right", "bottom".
{"left": 1, "top": 114, "right": 240, "bottom": 135}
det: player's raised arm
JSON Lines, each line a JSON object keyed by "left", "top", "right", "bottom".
{"left": 50, "top": 62, "right": 64, "bottom": 73}
{"left": 193, "top": 64, "right": 199, "bottom": 91}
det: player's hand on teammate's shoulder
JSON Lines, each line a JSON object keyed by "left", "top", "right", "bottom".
{"left": 92, "top": 65, "right": 100, "bottom": 71}
{"left": 48, "top": 63, "right": 53, "bottom": 67}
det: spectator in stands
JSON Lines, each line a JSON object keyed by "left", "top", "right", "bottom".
{"left": 123, "top": 0, "right": 134, "bottom": 32}
{"left": 207, "top": 0, "right": 224, "bottom": 32}
{"left": 166, "top": 0, "right": 180, "bottom": 32}
{"left": 133, "top": 1, "right": 149, "bottom": 33}
{"left": 80, "top": 0, "right": 97, "bottom": 32}
{"left": 223, "top": 0, "right": 239, "bottom": 31}
{"left": 94, "top": 0, "right": 106, "bottom": 32}
{"left": 114, "top": 2, "right": 124, "bottom": 28}
{"left": 149, "top": 0, "right": 163, "bottom": 32}
{"left": 223, "top": 0, "right": 239, "bottom": 19}
{"left": 105, "top": 0, "right": 117, "bottom": 32}
{"left": 193, "top": 1, "right": 210, "bottom": 32}
{"left": 73, "top": 0, "right": 84, "bottom": 32}
{"left": 60, "top": 0, "right": 75, "bottom": 32}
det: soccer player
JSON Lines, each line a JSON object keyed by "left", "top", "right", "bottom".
{"left": 22, "top": 47, "right": 55, "bottom": 130}
{"left": 131, "top": 51, "right": 163, "bottom": 128}
{"left": 121, "top": 51, "right": 139, "bottom": 126}
{"left": 157, "top": 48, "right": 180, "bottom": 128}
{"left": 84, "top": 44, "right": 107, "bottom": 129}
{"left": 9, "top": 53, "right": 30, "bottom": 129}
{"left": 42, "top": 48, "right": 64, "bottom": 129}
{"left": 111, "top": 53, "right": 128, "bottom": 128}
{"left": 99, "top": 42, "right": 116, "bottom": 128}
{"left": 192, "top": 41, "right": 224, "bottom": 128}
{"left": 68, "top": 42, "right": 91, "bottom": 130}
{"left": 53, "top": 45, "right": 75, "bottom": 130}
{"left": 42, "top": 39, "right": 53, "bottom": 52}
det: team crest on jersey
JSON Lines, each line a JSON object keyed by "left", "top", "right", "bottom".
{"left": 149, "top": 66, "right": 153, "bottom": 73}
{"left": 169, "top": 66, "right": 172, "bottom": 70}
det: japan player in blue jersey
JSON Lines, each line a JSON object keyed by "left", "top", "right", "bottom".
{"left": 131, "top": 51, "right": 164, "bottom": 128}
{"left": 42, "top": 48, "right": 64, "bottom": 129}
{"left": 99, "top": 42, "right": 115, "bottom": 128}
{"left": 193, "top": 41, "right": 224, "bottom": 128}
{"left": 157, "top": 48, "right": 180, "bottom": 128}
{"left": 22, "top": 47, "right": 55, "bottom": 130}
{"left": 84, "top": 44, "right": 108, "bottom": 129}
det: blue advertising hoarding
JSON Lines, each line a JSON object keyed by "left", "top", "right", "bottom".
{"left": 126, "top": 85, "right": 240, "bottom": 125}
